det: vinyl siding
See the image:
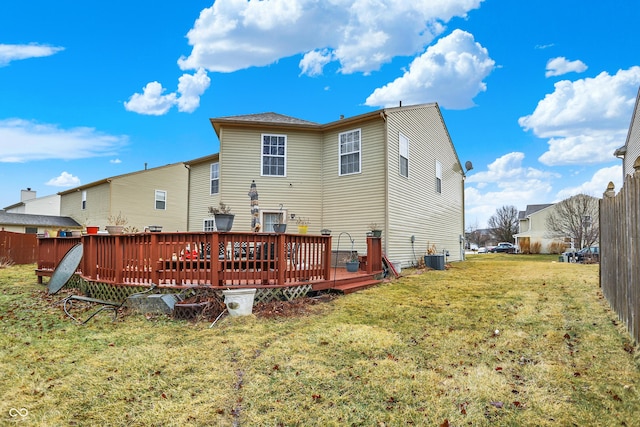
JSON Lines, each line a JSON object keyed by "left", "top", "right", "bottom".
{"left": 60, "top": 164, "right": 188, "bottom": 232}
{"left": 215, "top": 127, "right": 323, "bottom": 233}
{"left": 624, "top": 95, "right": 640, "bottom": 177}
{"left": 321, "top": 120, "right": 386, "bottom": 253}
{"left": 188, "top": 159, "right": 220, "bottom": 231}
{"left": 514, "top": 206, "right": 561, "bottom": 253}
{"left": 385, "top": 105, "right": 465, "bottom": 265}
{"left": 109, "top": 164, "right": 188, "bottom": 232}
{"left": 60, "top": 183, "right": 110, "bottom": 229}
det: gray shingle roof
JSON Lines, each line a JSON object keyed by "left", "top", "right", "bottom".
{"left": 519, "top": 204, "right": 554, "bottom": 219}
{"left": 0, "top": 211, "right": 81, "bottom": 228}
{"left": 214, "top": 112, "right": 319, "bottom": 126}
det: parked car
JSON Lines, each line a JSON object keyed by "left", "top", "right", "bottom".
{"left": 489, "top": 242, "right": 516, "bottom": 253}
{"left": 576, "top": 246, "right": 599, "bottom": 262}
{"left": 477, "top": 247, "right": 488, "bottom": 254}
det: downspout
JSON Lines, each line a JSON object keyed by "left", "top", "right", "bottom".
{"left": 461, "top": 173, "right": 466, "bottom": 261}
{"left": 381, "top": 111, "right": 389, "bottom": 256}
{"left": 184, "top": 164, "right": 191, "bottom": 231}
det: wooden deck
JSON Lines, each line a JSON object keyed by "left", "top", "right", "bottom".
{"left": 36, "top": 232, "right": 384, "bottom": 295}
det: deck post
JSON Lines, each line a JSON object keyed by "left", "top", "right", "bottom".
{"left": 114, "top": 236, "right": 123, "bottom": 284}
{"left": 323, "top": 236, "right": 332, "bottom": 280}
{"left": 211, "top": 232, "right": 220, "bottom": 286}
{"left": 277, "top": 233, "right": 286, "bottom": 286}
{"left": 150, "top": 233, "right": 159, "bottom": 285}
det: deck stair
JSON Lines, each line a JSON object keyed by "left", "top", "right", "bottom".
{"left": 312, "top": 270, "right": 383, "bottom": 294}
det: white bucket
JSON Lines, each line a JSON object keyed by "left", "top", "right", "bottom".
{"left": 222, "top": 288, "right": 257, "bottom": 316}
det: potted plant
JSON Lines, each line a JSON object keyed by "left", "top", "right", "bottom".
{"left": 344, "top": 252, "right": 360, "bottom": 273}
{"left": 297, "top": 217, "right": 309, "bottom": 234}
{"left": 106, "top": 212, "right": 128, "bottom": 235}
{"left": 208, "top": 202, "right": 234, "bottom": 232}
{"left": 368, "top": 222, "right": 382, "bottom": 238}
{"left": 273, "top": 203, "right": 287, "bottom": 233}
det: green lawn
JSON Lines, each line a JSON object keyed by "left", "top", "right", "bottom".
{"left": 1, "top": 255, "right": 638, "bottom": 426}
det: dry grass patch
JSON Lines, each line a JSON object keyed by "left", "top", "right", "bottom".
{"left": 1, "top": 257, "right": 639, "bottom": 426}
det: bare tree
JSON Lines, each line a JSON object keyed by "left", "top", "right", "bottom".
{"left": 545, "top": 194, "right": 599, "bottom": 249}
{"left": 488, "top": 205, "right": 519, "bottom": 243}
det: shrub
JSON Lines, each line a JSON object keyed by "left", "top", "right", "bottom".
{"left": 530, "top": 241, "right": 542, "bottom": 254}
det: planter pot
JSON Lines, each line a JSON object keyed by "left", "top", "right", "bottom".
{"left": 345, "top": 261, "right": 360, "bottom": 273}
{"left": 223, "top": 288, "right": 257, "bottom": 316}
{"left": 424, "top": 254, "right": 445, "bottom": 270}
{"left": 106, "top": 225, "right": 124, "bottom": 235}
{"left": 321, "top": 229, "right": 331, "bottom": 236}
{"left": 148, "top": 225, "right": 162, "bottom": 232}
{"left": 214, "top": 214, "right": 235, "bottom": 232}
{"left": 273, "top": 224, "right": 287, "bottom": 233}
{"left": 86, "top": 226, "right": 99, "bottom": 235}
{"left": 297, "top": 225, "right": 308, "bottom": 234}
{"left": 371, "top": 230, "right": 382, "bottom": 238}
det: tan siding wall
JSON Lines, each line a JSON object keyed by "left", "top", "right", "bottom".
{"left": 188, "top": 161, "right": 220, "bottom": 231}
{"left": 61, "top": 183, "right": 110, "bottom": 229}
{"left": 385, "top": 106, "right": 465, "bottom": 266}
{"left": 215, "top": 127, "right": 323, "bottom": 233}
{"left": 110, "top": 164, "right": 188, "bottom": 232}
{"left": 321, "top": 120, "right": 387, "bottom": 254}
{"left": 624, "top": 102, "right": 640, "bottom": 177}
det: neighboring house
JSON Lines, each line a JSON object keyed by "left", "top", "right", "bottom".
{"left": 0, "top": 211, "right": 80, "bottom": 235}
{"left": 188, "top": 103, "right": 468, "bottom": 267}
{"left": 614, "top": 86, "right": 640, "bottom": 178}
{"left": 59, "top": 162, "right": 189, "bottom": 232}
{"left": 3, "top": 188, "right": 61, "bottom": 216}
{"left": 514, "top": 204, "right": 567, "bottom": 253}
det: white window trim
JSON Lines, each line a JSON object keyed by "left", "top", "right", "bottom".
{"left": 210, "top": 162, "right": 219, "bottom": 195}
{"left": 399, "top": 132, "right": 409, "bottom": 178}
{"left": 260, "top": 209, "right": 288, "bottom": 232}
{"left": 203, "top": 218, "right": 216, "bottom": 232}
{"left": 261, "top": 133, "right": 287, "bottom": 177}
{"left": 435, "top": 160, "right": 442, "bottom": 194}
{"left": 338, "top": 128, "right": 362, "bottom": 176}
{"left": 81, "top": 190, "right": 87, "bottom": 210}
{"left": 155, "top": 189, "right": 167, "bottom": 210}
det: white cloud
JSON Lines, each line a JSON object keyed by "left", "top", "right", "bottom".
{"left": 110, "top": 158, "right": 122, "bottom": 164}
{"left": 0, "top": 43, "right": 64, "bottom": 67}
{"left": 519, "top": 67, "right": 640, "bottom": 166}
{"left": 176, "top": 68, "right": 211, "bottom": 113}
{"left": 177, "top": 0, "right": 483, "bottom": 76}
{"left": 555, "top": 165, "right": 622, "bottom": 200}
{"left": 124, "top": 81, "right": 177, "bottom": 116}
{"left": 0, "top": 119, "right": 127, "bottom": 162}
{"left": 125, "top": 69, "right": 210, "bottom": 115}
{"left": 299, "top": 49, "right": 333, "bottom": 77}
{"left": 545, "top": 57, "right": 587, "bottom": 77}
{"left": 364, "top": 30, "right": 495, "bottom": 109}
{"left": 464, "top": 152, "right": 557, "bottom": 227}
{"left": 46, "top": 171, "right": 80, "bottom": 187}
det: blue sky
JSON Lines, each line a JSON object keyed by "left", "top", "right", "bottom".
{"left": 1, "top": 0, "right": 638, "bottom": 228}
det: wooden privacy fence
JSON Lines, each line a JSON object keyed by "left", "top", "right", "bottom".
{"left": 600, "top": 161, "right": 640, "bottom": 343}
{"left": 0, "top": 231, "right": 38, "bottom": 264}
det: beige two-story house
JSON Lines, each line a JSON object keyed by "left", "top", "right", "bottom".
{"left": 59, "top": 162, "right": 189, "bottom": 232}
{"left": 188, "top": 103, "right": 468, "bottom": 267}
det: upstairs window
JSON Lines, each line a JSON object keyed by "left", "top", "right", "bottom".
{"left": 262, "top": 134, "right": 286, "bottom": 176}
{"left": 339, "top": 129, "right": 361, "bottom": 175}
{"left": 210, "top": 162, "right": 219, "bottom": 194}
{"left": 399, "top": 133, "right": 409, "bottom": 178}
{"left": 155, "top": 190, "right": 166, "bottom": 210}
{"left": 81, "top": 190, "right": 87, "bottom": 210}
{"left": 435, "top": 161, "right": 442, "bottom": 194}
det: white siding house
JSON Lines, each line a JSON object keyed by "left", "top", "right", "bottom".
{"left": 615, "top": 86, "right": 640, "bottom": 177}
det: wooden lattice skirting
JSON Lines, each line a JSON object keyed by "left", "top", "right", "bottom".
{"left": 64, "top": 275, "right": 313, "bottom": 306}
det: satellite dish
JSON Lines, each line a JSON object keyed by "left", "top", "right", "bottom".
{"left": 48, "top": 244, "right": 83, "bottom": 295}
{"left": 465, "top": 161, "right": 473, "bottom": 172}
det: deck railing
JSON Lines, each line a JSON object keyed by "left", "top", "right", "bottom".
{"left": 37, "top": 232, "right": 383, "bottom": 288}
